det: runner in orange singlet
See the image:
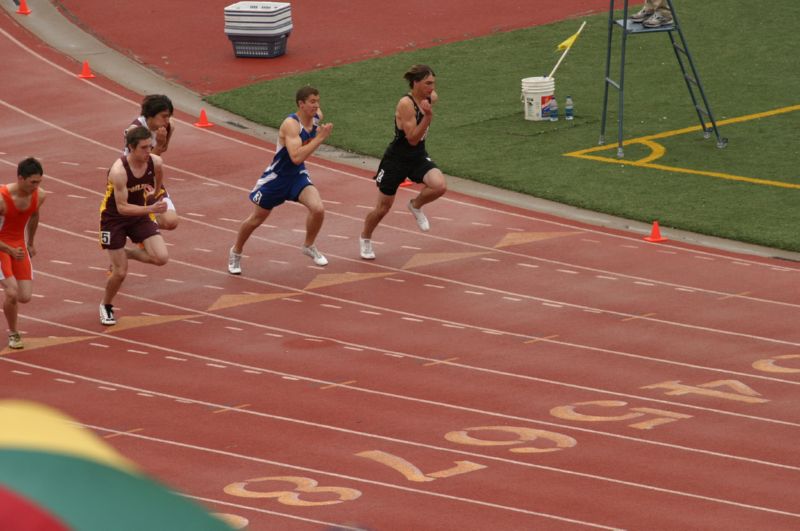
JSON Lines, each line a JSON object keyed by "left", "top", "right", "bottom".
{"left": 0, "top": 158, "right": 47, "bottom": 349}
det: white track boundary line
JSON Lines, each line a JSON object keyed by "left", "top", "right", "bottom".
{"left": 10, "top": 312, "right": 800, "bottom": 467}
{"left": 4, "top": 358, "right": 798, "bottom": 522}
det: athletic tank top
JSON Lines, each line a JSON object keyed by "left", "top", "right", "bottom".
{"left": 0, "top": 185, "right": 39, "bottom": 245}
{"left": 384, "top": 94, "right": 429, "bottom": 158}
{"left": 263, "top": 113, "right": 318, "bottom": 178}
{"left": 99, "top": 156, "right": 156, "bottom": 217}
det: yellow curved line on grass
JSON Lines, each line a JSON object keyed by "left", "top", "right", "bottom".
{"left": 563, "top": 138, "right": 664, "bottom": 164}
{"left": 564, "top": 104, "right": 800, "bottom": 189}
{"left": 631, "top": 139, "right": 666, "bottom": 164}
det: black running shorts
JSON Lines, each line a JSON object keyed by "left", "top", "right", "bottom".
{"left": 374, "top": 154, "right": 437, "bottom": 196}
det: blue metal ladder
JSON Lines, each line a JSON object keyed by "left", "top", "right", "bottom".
{"left": 599, "top": 0, "right": 728, "bottom": 157}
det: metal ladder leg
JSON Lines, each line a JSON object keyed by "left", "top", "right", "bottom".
{"left": 666, "top": 0, "right": 727, "bottom": 148}
{"left": 599, "top": 0, "right": 617, "bottom": 146}
{"left": 616, "top": 1, "right": 629, "bottom": 158}
{"left": 599, "top": 0, "right": 631, "bottom": 157}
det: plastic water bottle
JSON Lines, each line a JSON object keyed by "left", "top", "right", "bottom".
{"left": 541, "top": 99, "right": 550, "bottom": 120}
{"left": 549, "top": 97, "right": 559, "bottom": 121}
{"left": 565, "top": 96, "right": 574, "bottom": 120}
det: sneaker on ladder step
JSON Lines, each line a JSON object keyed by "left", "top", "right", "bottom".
{"left": 643, "top": 12, "right": 672, "bottom": 27}
{"left": 630, "top": 7, "right": 653, "bottom": 22}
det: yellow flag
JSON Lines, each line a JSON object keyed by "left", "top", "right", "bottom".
{"left": 557, "top": 30, "right": 580, "bottom": 51}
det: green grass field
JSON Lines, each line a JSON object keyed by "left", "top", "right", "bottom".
{"left": 207, "top": 0, "right": 800, "bottom": 253}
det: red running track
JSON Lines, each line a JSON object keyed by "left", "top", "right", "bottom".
{"left": 2, "top": 8, "right": 800, "bottom": 531}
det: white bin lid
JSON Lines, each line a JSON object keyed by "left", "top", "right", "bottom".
{"left": 224, "top": 2, "right": 291, "bottom": 14}
{"left": 224, "top": 14, "right": 292, "bottom": 24}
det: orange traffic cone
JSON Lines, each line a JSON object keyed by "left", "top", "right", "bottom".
{"left": 399, "top": 178, "right": 413, "bottom": 187}
{"left": 16, "top": 0, "right": 32, "bottom": 15}
{"left": 77, "top": 60, "right": 95, "bottom": 79}
{"left": 643, "top": 220, "right": 668, "bottom": 243}
{"left": 194, "top": 109, "right": 213, "bottom": 128}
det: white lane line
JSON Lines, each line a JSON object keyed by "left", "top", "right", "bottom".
{"left": 10, "top": 355, "right": 797, "bottom": 523}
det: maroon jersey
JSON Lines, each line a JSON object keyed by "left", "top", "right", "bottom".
{"left": 99, "top": 156, "right": 156, "bottom": 219}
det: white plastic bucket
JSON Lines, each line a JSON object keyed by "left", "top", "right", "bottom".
{"left": 521, "top": 76, "right": 555, "bottom": 121}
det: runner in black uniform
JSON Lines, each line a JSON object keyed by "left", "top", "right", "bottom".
{"left": 359, "top": 64, "right": 446, "bottom": 260}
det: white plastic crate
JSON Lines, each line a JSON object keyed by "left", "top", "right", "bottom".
{"left": 224, "top": 2, "right": 292, "bottom": 57}
{"left": 229, "top": 33, "right": 290, "bottom": 58}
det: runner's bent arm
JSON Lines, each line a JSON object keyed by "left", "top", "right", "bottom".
{"left": 0, "top": 201, "right": 12, "bottom": 257}
{"left": 25, "top": 188, "right": 45, "bottom": 258}
{"left": 283, "top": 117, "right": 333, "bottom": 166}
{"left": 152, "top": 155, "right": 164, "bottom": 195}
{"left": 152, "top": 125, "right": 172, "bottom": 155}
{"left": 0, "top": 204, "right": 24, "bottom": 260}
{"left": 0, "top": 239, "right": 24, "bottom": 259}
{"left": 0, "top": 199, "right": 20, "bottom": 258}
{"left": 397, "top": 97, "right": 432, "bottom": 146}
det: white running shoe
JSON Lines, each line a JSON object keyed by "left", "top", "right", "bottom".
{"left": 7, "top": 331, "right": 23, "bottom": 350}
{"left": 228, "top": 247, "right": 242, "bottom": 275}
{"left": 302, "top": 245, "right": 328, "bottom": 266}
{"left": 99, "top": 304, "right": 116, "bottom": 326}
{"left": 407, "top": 199, "right": 430, "bottom": 232}
{"left": 359, "top": 237, "right": 375, "bottom": 260}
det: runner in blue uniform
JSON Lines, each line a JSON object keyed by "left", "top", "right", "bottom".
{"left": 228, "top": 86, "right": 333, "bottom": 274}
{"left": 359, "top": 65, "right": 446, "bottom": 260}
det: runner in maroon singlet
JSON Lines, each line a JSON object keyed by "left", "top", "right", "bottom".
{"left": 99, "top": 126, "right": 168, "bottom": 326}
